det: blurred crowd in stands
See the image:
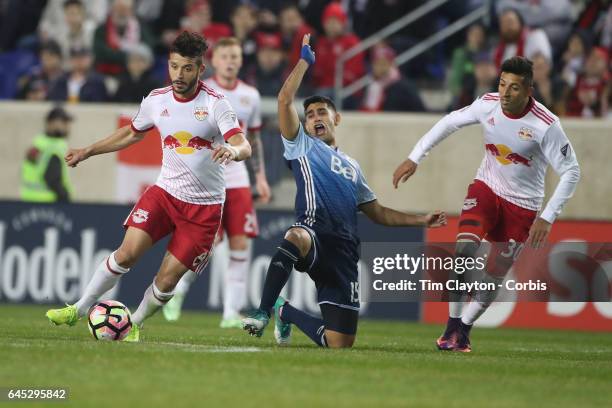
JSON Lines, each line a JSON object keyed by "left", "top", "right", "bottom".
{"left": 0, "top": 0, "right": 610, "bottom": 117}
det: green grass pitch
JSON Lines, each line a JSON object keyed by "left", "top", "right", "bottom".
{"left": 1, "top": 304, "right": 611, "bottom": 408}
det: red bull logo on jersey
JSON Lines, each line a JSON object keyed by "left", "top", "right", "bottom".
{"left": 518, "top": 126, "right": 534, "bottom": 141}
{"left": 485, "top": 143, "right": 532, "bottom": 167}
{"left": 239, "top": 96, "right": 249, "bottom": 106}
{"left": 194, "top": 106, "right": 208, "bottom": 121}
{"left": 163, "top": 131, "right": 213, "bottom": 155}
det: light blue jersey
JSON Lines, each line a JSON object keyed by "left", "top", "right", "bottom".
{"left": 283, "top": 124, "right": 376, "bottom": 245}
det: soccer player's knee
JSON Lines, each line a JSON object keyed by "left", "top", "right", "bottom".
{"left": 451, "top": 241, "right": 480, "bottom": 282}
{"left": 455, "top": 240, "right": 479, "bottom": 259}
{"left": 154, "top": 274, "right": 178, "bottom": 294}
{"left": 114, "top": 246, "right": 138, "bottom": 269}
{"left": 284, "top": 228, "right": 311, "bottom": 258}
{"left": 324, "top": 331, "right": 355, "bottom": 348}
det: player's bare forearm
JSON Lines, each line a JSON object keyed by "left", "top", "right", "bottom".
{"left": 360, "top": 200, "right": 447, "bottom": 228}
{"left": 246, "top": 130, "right": 265, "bottom": 174}
{"left": 89, "top": 125, "right": 144, "bottom": 155}
{"left": 278, "top": 60, "right": 308, "bottom": 140}
{"left": 65, "top": 125, "right": 144, "bottom": 167}
{"left": 371, "top": 206, "right": 427, "bottom": 226}
{"left": 278, "top": 60, "right": 309, "bottom": 106}
{"left": 226, "top": 133, "right": 252, "bottom": 162}
{"left": 278, "top": 34, "right": 313, "bottom": 140}
{"left": 246, "top": 131, "right": 271, "bottom": 203}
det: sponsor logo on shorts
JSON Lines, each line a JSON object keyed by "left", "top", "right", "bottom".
{"left": 192, "top": 251, "right": 210, "bottom": 269}
{"left": 463, "top": 198, "right": 477, "bottom": 211}
{"left": 194, "top": 106, "right": 208, "bottom": 121}
{"left": 132, "top": 208, "right": 149, "bottom": 224}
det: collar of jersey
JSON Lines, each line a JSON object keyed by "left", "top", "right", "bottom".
{"left": 502, "top": 96, "right": 534, "bottom": 120}
{"left": 173, "top": 83, "right": 202, "bottom": 103}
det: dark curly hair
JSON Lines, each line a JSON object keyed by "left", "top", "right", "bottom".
{"left": 501, "top": 56, "right": 533, "bottom": 87}
{"left": 169, "top": 31, "right": 209, "bottom": 64}
{"left": 303, "top": 95, "right": 337, "bottom": 114}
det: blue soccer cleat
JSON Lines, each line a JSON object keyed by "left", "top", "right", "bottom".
{"left": 273, "top": 296, "right": 291, "bottom": 346}
{"left": 242, "top": 309, "right": 270, "bottom": 338}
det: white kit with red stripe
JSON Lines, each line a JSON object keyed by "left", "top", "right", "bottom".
{"left": 204, "top": 77, "right": 262, "bottom": 189}
{"left": 131, "top": 81, "right": 242, "bottom": 204}
{"left": 408, "top": 92, "right": 580, "bottom": 223}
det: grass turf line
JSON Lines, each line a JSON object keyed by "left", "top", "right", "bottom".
{"left": 1, "top": 304, "right": 611, "bottom": 408}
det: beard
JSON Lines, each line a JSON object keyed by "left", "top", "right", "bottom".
{"left": 173, "top": 76, "right": 198, "bottom": 95}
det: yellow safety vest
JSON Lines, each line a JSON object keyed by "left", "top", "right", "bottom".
{"left": 20, "top": 134, "right": 73, "bottom": 202}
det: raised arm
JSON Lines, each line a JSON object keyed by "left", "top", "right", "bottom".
{"left": 359, "top": 200, "right": 447, "bottom": 228}
{"left": 278, "top": 34, "right": 315, "bottom": 140}
{"left": 64, "top": 125, "right": 145, "bottom": 167}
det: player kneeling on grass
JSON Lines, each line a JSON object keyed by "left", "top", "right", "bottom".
{"left": 393, "top": 56, "right": 580, "bottom": 352}
{"left": 242, "top": 34, "right": 447, "bottom": 348}
{"left": 45, "top": 31, "right": 251, "bottom": 341}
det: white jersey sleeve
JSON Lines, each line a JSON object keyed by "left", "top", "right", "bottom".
{"left": 538, "top": 121, "right": 581, "bottom": 223}
{"left": 131, "top": 95, "right": 156, "bottom": 132}
{"left": 212, "top": 98, "right": 242, "bottom": 141}
{"left": 408, "top": 97, "right": 483, "bottom": 164}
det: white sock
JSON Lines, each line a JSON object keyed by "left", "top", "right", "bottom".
{"left": 75, "top": 251, "right": 129, "bottom": 317}
{"left": 461, "top": 301, "right": 487, "bottom": 325}
{"left": 449, "top": 302, "right": 466, "bottom": 318}
{"left": 175, "top": 270, "right": 197, "bottom": 296}
{"left": 462, "top": 275, "right": 501, "bottom": 325}
{"left": 132, "top": 282, "right": 174, "bottom": 326}
{"left": 223, "top": 248, "right": 250, "bottom": 319}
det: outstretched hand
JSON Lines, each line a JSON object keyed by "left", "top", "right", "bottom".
{"left": 64, "top": 148, "right": 89, "bottom": 167}
{"left": 424, "top": 211, "right": 447, "bottom": 228}
{"left": 300, "top": 34, "right": 315, "bottom": 65}
{"left": 212, "top": 144, "right": 239, "bottom": 165}
{"left": 392, "top": 159, "right": 417, "bottom": 189}
{"left": 527, "top": 217, "right": 551, "bottom": 249}
{"left": 255, "top": 173, "right": 271, "bottom": 204}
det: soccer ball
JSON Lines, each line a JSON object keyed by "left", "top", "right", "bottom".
{"left": 88, "top": 300, "right": 132, "bottom": 341}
